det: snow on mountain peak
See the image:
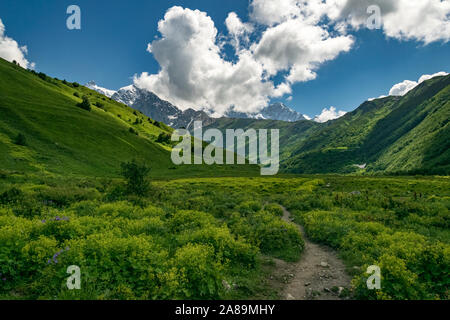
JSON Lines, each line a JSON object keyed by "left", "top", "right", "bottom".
{"left": 225, "top": 103, "right": 306, "bottom": 122}
{"left": 85, "top": 81, "right": 116, "bottom": 98}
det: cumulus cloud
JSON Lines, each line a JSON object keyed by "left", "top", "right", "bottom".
{"left": 250, "top": 0, "right": 450, "bottom": 44}
{"left": 389, "top": 72, "right": 448, "bottom": 96}
{"left": 333, "top": 0, "right": 450, "bottom": 44}
{"left": 418, "top": 72, "right": 449, "bottom": 83}
{"left": 252, "top": 18, "right": 354, "bottom": 83}
{"left": 225, "top": 12, "right": 253, "bottom": 52}
{"left": 313, "top": 106, "right": 347, "bottom": 123}
{"left": 135, "top": 6, "right": 354, "bottom": 115}
{"left": 134, "top": 7, "right": 276, "bottom": 115}
{"left": 0, "top": 18, "right": 33, "bottom": 69}
{"left": 134, "top": 0, "right": 449, "bottom": 116}
{"left": 250, "top": 0, "right": 301, "bottom": 26}
{"left": 388, "top": 80, "right": 418, "bottom": 96}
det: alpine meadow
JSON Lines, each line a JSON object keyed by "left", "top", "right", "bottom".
{"left": 0, "top": 0, "right": 449, "bottom": 308}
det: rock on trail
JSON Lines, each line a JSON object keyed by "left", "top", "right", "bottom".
{"left": 275, "top": 206, "right": 352, "bottom": 300}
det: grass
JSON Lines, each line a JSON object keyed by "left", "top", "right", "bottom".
{"left": 208, "top": 76, "right": 450, "bottom": 175}
{"left": 0, "top": 173, "right": 448, "bottom": 300}
{"left": 280, "top": 175, "right": 450, "bottom": 299}
{"left": 0, "top": 58, "right": 448, "bottom": 300}
{"left": 0, "top": 58, "right": 259, "bottom": 179}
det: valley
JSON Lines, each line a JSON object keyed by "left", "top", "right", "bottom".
{"left": 0, "top": 57, "right": 449, "bottom": 301}
{"left": 87, "top": 67, "right": 449, "bottom": 176}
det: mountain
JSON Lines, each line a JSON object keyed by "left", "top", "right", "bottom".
{"left": 284, "top": 75, "right": 450, "bottom": 174}
{"left": 204, "top": 118, "right": 319, "bottom": 160}
{"left": 0, "top": 58, "right": 257, "bottom": 178}
{"left": 85, "top": 80, "right": 116, "bottom": 98}
{"left": 110, "top": 85, "right": 215, "bottom": 129}
{"left": 225, "top": 102, "right": 307, "bottom": 122}
{"left": 112, "top": 85, "right": 180, "bottom": 122}
{"left": 1, "top": 57, "right": 447, "bottom": 176}
{"left": 88, "top": 81, "right": 307, "bottom": 126}
{"left": 206, "top": 75, "right": 450, "bottom": 175}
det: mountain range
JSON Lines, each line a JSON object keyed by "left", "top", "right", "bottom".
{"left": 86, "top": 81, "right": 307, "bottom": 128}
{"left": 206, "top": 74, "right": 450, "bottom": 175}
{"left": 0, "top": 58, "right": 257, "bottom": 178}
{"left": 224, "top": 103, "right": 307, "bottom": 122}
{"left": 2, "top": 57, "right": 449, "bottom": 176}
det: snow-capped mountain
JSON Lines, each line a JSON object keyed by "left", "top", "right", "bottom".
{"left": 85, "top": 81, "right": 307, "bottom": 128}
{"left": 111, "top": 85, "right": 215, "bottom": 129}
{"left": 225, "top": 103, "right": 307, "bottom": 122}
{"left": 112, "top": 85, "right": 179, "bottom": 121}
{"left": 85, "top": 81, "right": 116, "bottom": 98}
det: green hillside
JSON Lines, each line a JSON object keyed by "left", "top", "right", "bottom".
{"left": 204, "top": 117, "right": 319, "bottom": 160}
{"left": 0, "top": 59, "right": 448, "bottom": 302}
{"left": 285, "top": 75, "right": 450, "bottom": 174}
{"left": 0, "top": 58, "right": 257, "bottom": 178}
{"left": 206, "top": 75, "right": 450, "bottom": 175}
{"left": 1, "top": 55, "right": 447, "bottom": 177}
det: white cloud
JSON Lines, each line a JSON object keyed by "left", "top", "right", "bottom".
{"left": 134, "top": 6, "right": 353, "bottom": 116}
{"left": 334, "top": 0, "right": 450, "bottom": 44}
{"left": 368, "top": 95, "right": 387, "bottom": 101}
{"left": 250, "top": 0, "right": 450, "bottom": 44}
{"left": 313, "top": 106, "right": 347, "bottom": 123}
{"left": 252, "top": 18, "right": 354, "bottom": 83}
{"left": 389, "top": 72, "right": 448, "bottom": 96}
{"left": 135, "top": 6, "right": 354, "bottom": 115}
{"left": 134, "top": 1, "right": 449, "bottom": 117}
{"left": 0, "top": 18, "right": 33, "bottom": 69}
{"left": 418, "top": 72, "right": 449, "bottom": 83}
{"left": 379, "top": 0, "right": 450, "bottom": 44}
{"left": 250, "top": 0, "right": 301, "bottom": 26}
{"left": 225, "top": 12, "right": 253, "bottom": 52}
{"left": 134, "top": 7, "right": 277, "bottom": 115}
{"left": 388, "top": 80, "right": 418, "bottom": 96}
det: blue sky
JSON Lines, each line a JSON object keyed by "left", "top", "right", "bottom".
{"left": 0, "top": 0, "right": 449, "bottom": 118}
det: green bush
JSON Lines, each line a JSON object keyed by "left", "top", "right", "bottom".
{"left": 37, "top": 186, "right": 99, "bottom": 207}
{"left": 264, "top": 203, "right": 284, "bottom": 217}
{"left": 77, "top": 96, "right": 91, "bottom": 111}
{"left": 156, "top": 133, "right": 171, "bottom": 144}
{"left": 94, "top": 101, "right": 104, "bottom": 109}
{"left": 128, "top": 127, "right": 138, "bottom": 135}
{"left": 236, "top": 201, "right": 262, "bottom": 217}
{"left": 14, "top": 133, "right": 27, "bottom": 146}
{"left": 120, "top": 160, "right": 150, "bottom": 196}
{"left": 38, "top": 72, "right": 47, "bottom": 81}
{"left": 0, "top": 187, "right": 23, "bottom": 204}
{"left": 1, "top": 175, "right": 448, "bottom": 300}
{"left": 173, "top": 243, "right": 223, "bottom": 299}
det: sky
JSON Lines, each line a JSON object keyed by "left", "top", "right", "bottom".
{"left": 0, "top": 0, "right": 449, "bottom": 121}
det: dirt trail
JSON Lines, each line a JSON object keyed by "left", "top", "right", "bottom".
{"left": 273, "top": 206, "right": 352, "bottom": 300}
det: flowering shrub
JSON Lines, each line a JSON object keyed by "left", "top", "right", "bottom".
{"left": 283, "top": 176, "right": 450, "bottom": 300}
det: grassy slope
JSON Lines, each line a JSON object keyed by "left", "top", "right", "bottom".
{"left": 207, "top": 75, "right": 450, "bottom": 175}
{"left": 204, "top": 118, "right": 320, "bottom": 161}
{"left": 0, "top": 58, "right": 258, "bottom": 178}
{"left": 286, "top": 75, "right": 450, "bottom": 174}
{"left": 368, "top": 77, "right": 450, "bottom": 173}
